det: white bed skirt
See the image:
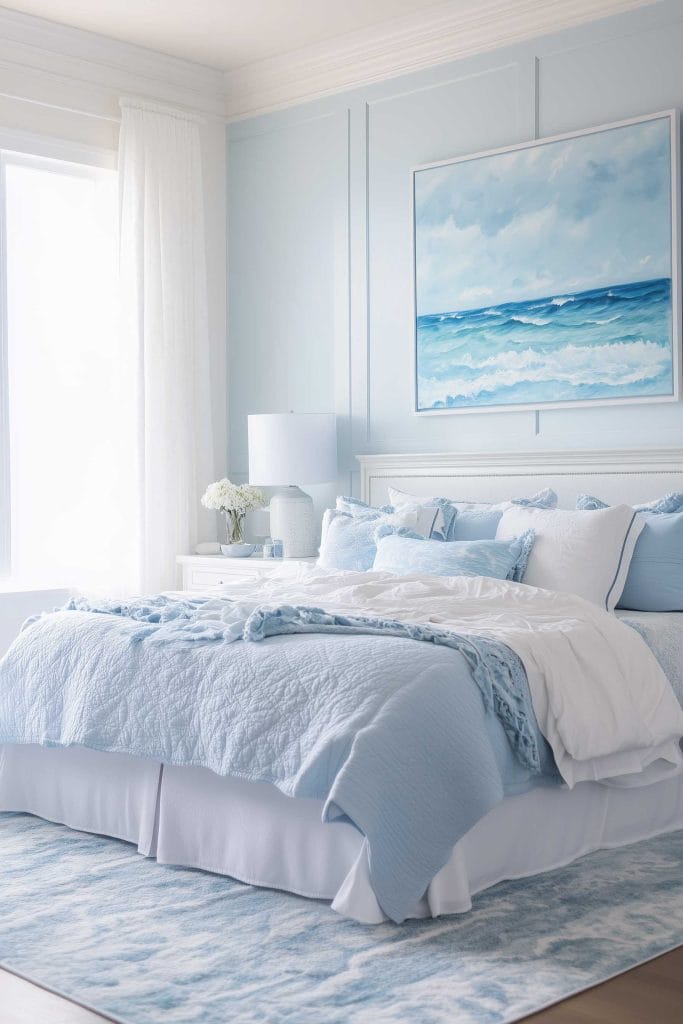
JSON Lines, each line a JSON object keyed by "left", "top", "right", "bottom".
{"left": 1, "top": 743, "right": 682, "bottom": 924}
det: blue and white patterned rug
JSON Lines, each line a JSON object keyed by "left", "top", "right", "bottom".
{"left": 0, "top": 812, "right": 681, "bottom": 1024}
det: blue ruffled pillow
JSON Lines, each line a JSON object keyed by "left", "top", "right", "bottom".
{"left": 336, "top": 496, "right": 394, "bottom": 516}
{"left": 576, "top": 494, "right": 683, "bottom": 611}
{"left": 389, "top": 486, "right": 556, "bottom": 541}
{"left": 372, "top": 526, "right": 535, "bottom": 583}
{"left": 577, "top": 492, "right": 683, "bottom": 514}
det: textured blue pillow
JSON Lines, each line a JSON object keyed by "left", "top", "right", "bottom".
{"left": 372, "top": 527, "right": 535, "bottom": 582}
{"left": 319, "top": 510, "right": 422, "bottom": 571}
{"left": 576, "top": 495, "right": 683, "bottom": 611}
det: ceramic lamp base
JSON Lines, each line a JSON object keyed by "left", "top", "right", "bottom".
{"left": 269, "top": 486, "right": 316, "bottom": 558}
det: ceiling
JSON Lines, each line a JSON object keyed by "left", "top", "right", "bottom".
{"left": 0, "top": 0, "right": 467, "bottom": 71}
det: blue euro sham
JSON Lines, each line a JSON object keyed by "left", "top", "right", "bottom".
{"left": 449, "top": 507, "right": 508, "bottom": 542}
{"left": 576, "top": 494, "right": 683, "bottom": 611}
{"left": 372, "top": 528, "right": 535, "bottom": 583}
{"left": 451, "top": 489, "right": 557, "bottom": 541}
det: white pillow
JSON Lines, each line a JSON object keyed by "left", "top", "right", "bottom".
{"left": 495, "top": 505, "right": 644, "bottom": 611}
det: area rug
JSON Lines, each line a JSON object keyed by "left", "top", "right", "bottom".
{"left": 0, "top": 813, "right": 681, "bottom": 1024}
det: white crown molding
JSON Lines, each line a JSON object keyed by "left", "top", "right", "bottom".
{"left": 0, "top": 5, "right": 225, "bottom": 118}
{"left": 224, "top": 0, "right": 656, "bottom": 121}
{"left": 0, "top": 1, "right": 659, "bottom": 123}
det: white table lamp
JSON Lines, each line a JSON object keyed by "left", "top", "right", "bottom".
{"left": 248, "top": 413, "right": 337, "bottom": 557}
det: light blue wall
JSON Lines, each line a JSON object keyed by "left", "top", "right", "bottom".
{"left": 228, "top": 0, "right": 683, "bottom": 496}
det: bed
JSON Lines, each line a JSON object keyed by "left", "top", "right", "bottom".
{"left": 1, "top": 447, "right": 683, "bottom": 924}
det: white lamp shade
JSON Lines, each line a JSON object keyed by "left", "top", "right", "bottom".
{"left": 248, "top": 413, "right": 337, "bottom": 486}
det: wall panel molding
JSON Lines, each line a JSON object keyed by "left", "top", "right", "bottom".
{"left": 362, "top": 59, "right": 536, "bottom": 453}
{"left": 347, "top": 101, "right": 372, "bottom": 457}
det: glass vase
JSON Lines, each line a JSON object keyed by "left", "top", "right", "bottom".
{"left": 224, "top": 511, "right": 246, "bottom": 545}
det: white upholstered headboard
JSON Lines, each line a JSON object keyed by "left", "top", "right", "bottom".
{"left": 358, "top": 449, "right": 683, "bottom": 509}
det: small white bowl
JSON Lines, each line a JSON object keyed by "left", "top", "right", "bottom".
{"left": 220, "top": 543, "right": 255, "bottom": 558}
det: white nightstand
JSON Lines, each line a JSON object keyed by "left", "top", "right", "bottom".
{"left": 176, "top": 554, "right": 318, "bottom": 592}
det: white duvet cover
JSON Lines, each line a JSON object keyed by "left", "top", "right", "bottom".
{"left": 212, "top": 567, "right": 683, "bottom": 786}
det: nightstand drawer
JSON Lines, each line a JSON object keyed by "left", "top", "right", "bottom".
{"left": 177, "top": 554, "right": 319, "bottom": 592}
{"left": 189, "top": 567, "right": 259, "bottom": 590}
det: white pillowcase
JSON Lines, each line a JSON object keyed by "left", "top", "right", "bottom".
{"left": 495, "top": 504, "right": 644, "bottom": 611}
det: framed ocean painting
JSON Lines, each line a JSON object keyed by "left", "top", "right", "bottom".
{"left": 413, "top": 110, "right": 680, "bottom": 414}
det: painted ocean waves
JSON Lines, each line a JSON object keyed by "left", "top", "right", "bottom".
{"left": 413, "top": 113, "right": 677, "bottom": 412}
{"left": 417, "top": 278, "right": 673, "bottom": 410}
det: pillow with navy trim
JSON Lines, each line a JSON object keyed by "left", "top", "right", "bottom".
{"left": 388, "top": 486, "right": 557, "bottom": 541}
{"left": 495, "top": 504, "right": 643, "bottom": 611}
{"left": 577, "top": 494, "right": 683, "bottom": 611}
{"left": 372, "top": 526, "right": 535, "bottom": 582}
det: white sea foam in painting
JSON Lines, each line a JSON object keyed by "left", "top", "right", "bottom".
{"left": 511, "top": 316, "right": 551, "bottom": 326}
{"left": 416, "top": 279, "right": 673, "bottom": 409}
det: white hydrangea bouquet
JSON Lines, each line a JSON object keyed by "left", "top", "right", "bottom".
{"left": 201, "top": 478, "right": 266, "bottom": 545}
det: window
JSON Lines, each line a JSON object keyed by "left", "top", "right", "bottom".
{"left": 0, "top": 146, "right": 137, "bottom": 591}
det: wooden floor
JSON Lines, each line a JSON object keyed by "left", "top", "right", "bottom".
{"left": 521, "top": 945, "right": 683, "bottom": 1023}
{"left": 1, "top": 945, "right": 681, "bottom": 1023}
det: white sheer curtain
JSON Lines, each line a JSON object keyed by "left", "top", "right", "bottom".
{"left": 4, "top": 155, "right": 134, "bottom": 593}
{"left": 118, "top": 99, "right": 214, "bottom": 592}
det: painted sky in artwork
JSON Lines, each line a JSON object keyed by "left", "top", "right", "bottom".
{"left": 414, "top": 116, "right": 672, "bottom": 318}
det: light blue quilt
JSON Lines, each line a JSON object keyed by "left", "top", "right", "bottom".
{"left": 0, "top": 594, "right": 557, "bottom": 922}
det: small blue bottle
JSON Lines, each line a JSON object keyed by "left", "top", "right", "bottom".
{"left": 273, "top": 538, "right": 283, "bottom": 559}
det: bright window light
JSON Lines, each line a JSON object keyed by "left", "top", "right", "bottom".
{"left": 4, "top": 155, "right": 137, "bottom": 591}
